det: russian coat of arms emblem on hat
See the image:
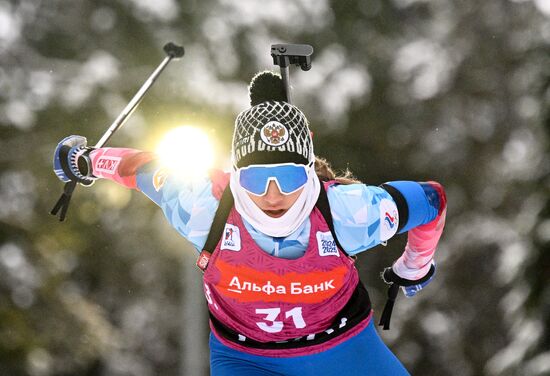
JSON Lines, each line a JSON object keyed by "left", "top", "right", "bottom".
{"left": 260, "top": 121, "right": 289, "bottom": 146}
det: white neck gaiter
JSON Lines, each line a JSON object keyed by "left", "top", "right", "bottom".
{"left": 230, "top": 163, "right": 320, "bottom": 237}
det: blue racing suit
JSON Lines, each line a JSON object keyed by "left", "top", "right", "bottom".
{"left": 86, "top": 149, "right": 446, "bottom": 375}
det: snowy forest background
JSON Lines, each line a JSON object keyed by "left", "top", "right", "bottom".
{"left": 1, "top": 0, "right": 549, "bottom": 375}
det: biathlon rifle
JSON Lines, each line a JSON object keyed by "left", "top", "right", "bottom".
{"left": 270, "top": 43, "right": 313, "bottom": 104}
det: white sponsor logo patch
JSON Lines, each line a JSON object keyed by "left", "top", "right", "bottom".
{"left": 316, "top": 231, "right": 339, "bottom": 257}
{"left": 221, "top": 224, "right": 241, "bottom": 251}
{"left": 380, "top": 198, "right": 399, "bottom": 241}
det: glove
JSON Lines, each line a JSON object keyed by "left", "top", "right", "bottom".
{"left": 378, "top": 262, "right": 436, "bottom": 330}
{"left": 381, "top": 262, "right": 436, "bottom": 297}
{"left": 401, "top": 266, "right": 436, "bottom": 297}
{"left": 53, "top": 135, "right": 96, "bottom": 186}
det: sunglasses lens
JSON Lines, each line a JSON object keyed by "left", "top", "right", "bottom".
{"left": 239, "top": 164, "right": 308, "bottom": 195}
{"left": 239, "top": 168, "right": 269, "bottom": 195}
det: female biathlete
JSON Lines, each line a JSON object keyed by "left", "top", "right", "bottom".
{"left": 53, "top": 72, "right": 447, "bottom": 375}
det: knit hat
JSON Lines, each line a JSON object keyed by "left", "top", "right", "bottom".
{"left": 231, "top": 71, "right": 314, "bottom": 168}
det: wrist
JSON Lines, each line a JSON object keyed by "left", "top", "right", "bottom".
{"left": 392, "top": 256, "right": 433, "bottom": 280}
{"left": 383, "top": 263, "right": 436, "bottom": 286}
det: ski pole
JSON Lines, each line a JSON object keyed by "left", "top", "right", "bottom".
{"left": 51, "top": 42, "right": 185, "bottom": 222}
{"left": 270, "top": 44, "right": 313, "bottom": 103}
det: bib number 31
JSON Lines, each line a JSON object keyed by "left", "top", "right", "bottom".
{"left": 255, "top": 307, "right": 306, "bottom": 333}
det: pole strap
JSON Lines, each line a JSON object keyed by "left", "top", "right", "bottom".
{"left": 378, "top": 264, "right": 436, "bottom": 330}
{"left": 50, "top": 181, "right": 77, "bottom": 221}
{"left": 379, "top": 283, "right": 400, "bottom": 330}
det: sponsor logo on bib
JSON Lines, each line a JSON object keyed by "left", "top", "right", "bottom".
{"left": 316, "top": 231, "right": 339, "bottom": 257}
{"left": 221, "top": 224, "right": 241, "bottom": 251}
{"left": 215, "top": 260, "right": 348, "bottom": 303}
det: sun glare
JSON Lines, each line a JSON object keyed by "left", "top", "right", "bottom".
{"left": 155, "top": 126, "right": 215, "bottom": 178}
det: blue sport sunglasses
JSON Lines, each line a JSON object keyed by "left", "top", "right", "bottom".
{"left": 238, "top": 163, "right": 310, "bottom": 196}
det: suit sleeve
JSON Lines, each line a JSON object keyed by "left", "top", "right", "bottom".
{"left": 327, "top": 183, "right": 401, "bottom": 255}
{"left": 328, "top": 181, "right": 446, "bottom": 267}
{"left": 88, "top": 147, "right": 228, "bottom": 252}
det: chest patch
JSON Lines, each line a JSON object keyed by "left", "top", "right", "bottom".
{"left": 316, "top": 231, "right": 339, "bottom": 257}
{"left": 221, "top": 224, "right": 241, "bottom": 251}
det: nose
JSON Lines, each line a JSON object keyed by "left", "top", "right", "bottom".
{"left": 264, "top": 180, "right": 284, "bottom": 205}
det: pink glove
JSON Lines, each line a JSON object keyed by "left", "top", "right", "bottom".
{"left": 89, "top": 148, "right": 155, "bottom": 189}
